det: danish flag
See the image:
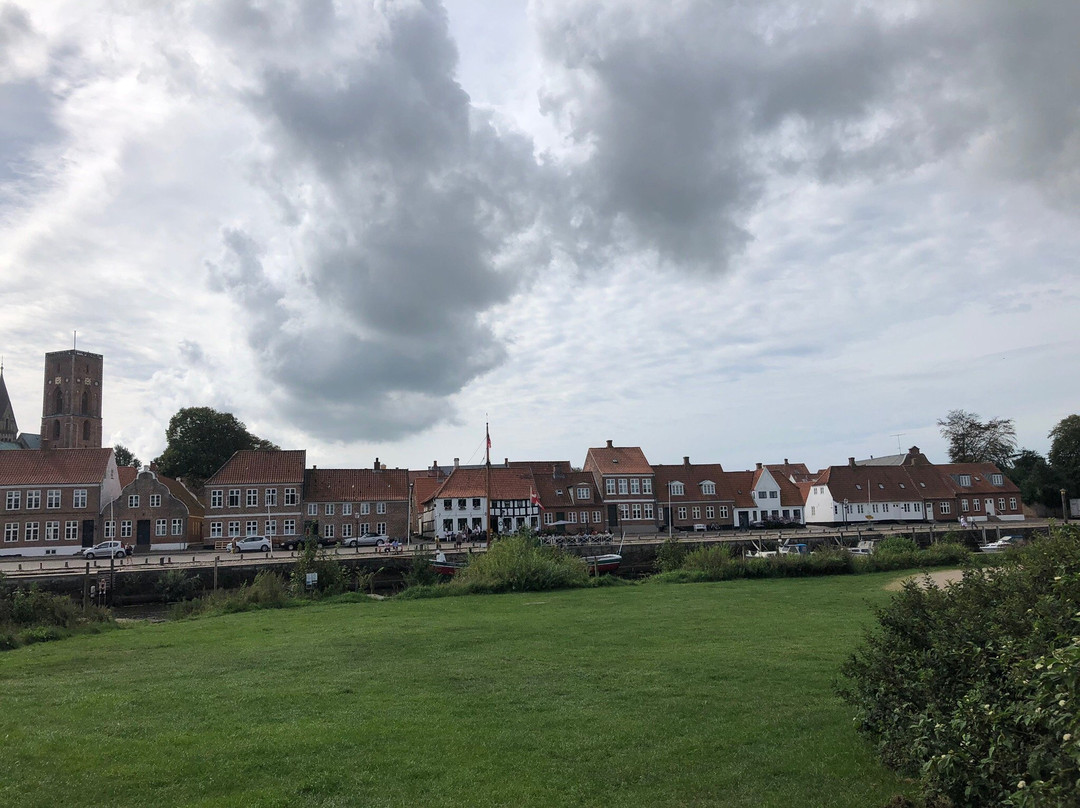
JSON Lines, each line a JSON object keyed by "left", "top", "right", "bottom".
{"left": 530, "top": 489, "right": 543, "bottom": 509}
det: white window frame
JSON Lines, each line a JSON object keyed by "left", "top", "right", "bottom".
{"left": 156, "top": 519, "right": 167, "bottom": 536}
{"left": 284, "top": 488, "right": 298, "bottom": 506}
{"left": 26, "top": 490, "right": 41, "bottom": 509}
{"left": 24, "top": 522, "right": 39, "bottom": 542}
{"left": 47, "top": 489, "right": 61, "bottom": 509}
{"left": 265, "top": 488, "right": 277, "bottom": 507}
{"left": 211, "top": 490, "right": 223, "bottom": 508}
{"left": 46, "top": 521, "right": 61, "bottom": 541}
{"left": 247, "top": 489, "right": 258, "bottom": 507}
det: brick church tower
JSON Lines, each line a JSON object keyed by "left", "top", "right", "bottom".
{"left": 40, "top": 349, "right": 104, "bottom": 449}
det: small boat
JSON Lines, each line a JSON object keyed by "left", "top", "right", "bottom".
{"left": 432, "top": 551, "right": 467, "bottom": 576}
{"left": 582, "top": 553, "right": 622, "bottom": 575}
{"left": 980, "top": 535, "right": 1020, "bottom": 554}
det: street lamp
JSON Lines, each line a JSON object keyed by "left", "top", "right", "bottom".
{"left": 843, "top": 498, "right": 849, "bottom": 529}
{"left": 1062, "top": 488, "right": 1068, "bottom": 523}
{"left": 667, "top": 482, "right": 673, "bottom": 539}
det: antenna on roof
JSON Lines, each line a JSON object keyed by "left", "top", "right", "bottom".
{"left": 891, "top": 433, "right": 904, "bottom": 454}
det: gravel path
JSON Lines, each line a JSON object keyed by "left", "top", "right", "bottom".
{"left": 885, "top": 569, "right": 965, "bottom": 591}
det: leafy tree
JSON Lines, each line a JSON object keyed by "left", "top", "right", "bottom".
{"left": 1006, "top": 449, "right": 1063, "bottom": 510}
{"left": 112, "top": 444, "right": 140, "bottom": 468}
{"left": 937, "top": 409, "right": 1016, "bottom": 466}
{"left": 152, "top": 407, "right": 278, "bottom": 487}
{"left": 1048, "top": 414, "right": 1080, "bottom": 496}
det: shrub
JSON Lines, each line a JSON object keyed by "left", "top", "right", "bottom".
{"left": 155, "top": 570, "right": 202, "bottom": 603}
{"left": 876, "top": 536, "right": 920, "bottom": 555}
{"left": 655, "top": 537, "right": 690, "bottom": 572}
{"left": 446, "top": 533, "right": 589, "bottom": 594}
{"left": 290, "top": 538, "right": 349, "bottom": 597}
{"left": 403, "top": 552, "right": 439, "bottom": 588}
{"left": 681, "top": 545, "right": 732, "bottom": 578}
{"left": 171, "top": 570, "right": 291, "bottom": 619}
{"left": 838, "top": 526, "right": 1080, "bottom": 807}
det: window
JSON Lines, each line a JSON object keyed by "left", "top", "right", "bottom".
{"left": 618, "top": 479, "right": 629, "bottom": 495}
{"left": 376, "top": 502, "right": 386, "bottom": 514}
{"left": 915, "top": 503, "right": 921, "bottom": 512}
{"left": 4, "top": 523, "right": 17, "bottom": 542}
{"left": 284, "top": 519, "right": 296, "bottom": 535}
{"left": 718, "top": 506, "right": 729, "bottom": 518}
{"left": 156, "top": 519, "right": 167, "bottom": 536}
{"left": 74, "top": 489, "right": 87, "bottom": 509}
{"left": 580, "top": 511, "right": 589, "bottom": 524}
{"left": 172, "top": 519, "right": 183, "bottom": 536}
{"left": 939, "top": 501, "right": 951, "bottom": 514}
{"left": 457, "top": 518, "right": 468, "bottom": 531}
{"left": 769, "top": 490, "right": 778, "bottom": 498}
{"left": 442, "top": 519, "right": 453, "bottom": 533}
{"left": 247, "top": 489, "right": 258, "bottom": 507}
{"left": 228, "top": 521, "right": 240, "bottom": 537}
{"left": 458, "top": 499, "right": 467, "bottom": 510}
{"left": 342, "top": 502, "right": 352, "bottom": 515}
{"left": 377, "top": 522, "right": 386, "bottom": 535}
{"left": 104, "top": 521, "right": 115, "bottom": 538}
{"left": 857, "top": 504, "right": 864, "bottom": 514}
{"left": 150, "top": 494, "right": 161, "bottom": 508}
{"left": 472, "top": 518, "right": 482, "bottom": 529}
{"left": 24, "top": 522, "right": 39, "bottom": 542}
{"left": 669, "top": 482, "right": 685, "bottom": 496}
{"left": 577, "top": 487, "right": 590, "bottom": 500}
{"left": 643, "top": 479, "right": 652, "bottom": 494}
{"left": 66, "top": 521, "right": 79, "bottom": 541}
{"left": 632, "top": 504, "right": 642, "bottom": 519}
{"left": 266, "top": 489, "right": 277, "bottom": 507}
{"left": 472, "top": 498, "right": 481, "bottom": 509}
{"left": 284, "top": 488, "right": 298, "bottom": 506}
{"left": 360, "top": 503, "right": 370, "bottom": 515}
{"left": 998, "top": 498, "right": 1006, "bottom": 511}
{"left": 961, "top": 498, "right": 969, "bottom": 511}
{"left": 228, "top": 489, "right": 240, "bottom": 507}
{"left": 6, "top": 491, "right": 21, "bottom": 510}
{"left": 443, "top": 499, "right": 453, "bottom": 511}
{"left": 959, "top": 475, "right": 972, "bottom": 487}
{"left": 643, "top": 503, "right": 654, "bottom": 520}
{"left": 606, "top": 479, "right": 616, "bottom": 495}
{"left": 706, "top": 506, "right": 715, "bottom": 519}
{"left": 973, "top": 499, "right": 981, "bottom": 511}
{"left": 1009, "top": 497, "right": 1017, "bottom": 510}
{"left": 678, "top": 507, "right": 687, "bottom": 519}
{"left": 702, "top": 482, "right": 716, "bottom": 495}
{"left": 128, "top": 495, "right": 140, "bottom": 508}
{"left": 325, "top": 503, "right": 335, "bottom": 516}
{"left": 265, "top": 520, "right": 276, "bottom": 536}
{"left": 568, "top": 512, "right": 577, "bottom": 523}
{"left": 991, "top": 474, "right": 1004, "bottom": 486}
{"left": 692, "top": 506, "right": 701, "bottom": 519}
{"left": 359, "top": 522, "right": 370, "bottom": 535}
{"left": 46, "top": 521, "right": 60, "bottom": 541}
{"left": 324, "top": 524, "right": 334, "bottom": 539}
{"left": 211, "top": 490, "right": 223, "bottom": 508}
{"left": 307, "top": 503, "right": 317, "bottom": 516}
{"left": 341, "top": 523, "right": 352, "bottom": 538}
{"left": 246, "top": 520, "right": 259, "bottom": 536}
{"left": 26, "top": 490, "right": 40, "bottom": 509}
{"left": 630, "top": 478, "right": 640, "bottom": 494}
{"left": 210, "top": 522, "right": 223, "bottom": 538}
{"left": 619, "top": 504, "right": 630, "bottom": 520}
{"left": 47, "top": 490, "right": 61, "bottom": 509}
{"left": 902, "top": 503, "right": 911, "bottom": 512}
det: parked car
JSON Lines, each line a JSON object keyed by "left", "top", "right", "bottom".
{"left": 341, "top": 533, "right": 388, "bottom": 548}
{"left": 279, "top": 534, "right": 337, "bottom": 551}
{"left": 82, "top": 541, "right": 131, "bottom": 559}
{"left": 230, "top": 536, "right": 272, "bottom": 553}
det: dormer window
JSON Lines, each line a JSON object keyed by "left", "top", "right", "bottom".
{"left": 959, "top": 475, "right": 972, "bottom": 487}
{"left": 701, "top": 482, "right": 716, "bottom": 495}
{"left": 669, "top": 482, "right": 685, "bottom": 496}
{"left": 576, "top": 487, "right": 590, "bottom": 500}
{"left": 990, "top": 474, "right": 1003, "bottom": 486}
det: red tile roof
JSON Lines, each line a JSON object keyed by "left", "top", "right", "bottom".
{"left": 117, "top": 466, "right": 138, "bottom": 488}
{"left": 652, "top": 463, "right": 734, "bottom": 502}
{"left": 425, "top": 467, "right": 538, "bottom": 502}
{"left": 205, "top": 450, "right": 306, "bottom": 485}
{"left": 304, "top": 468, "right": 410, "bottom": 501}
{"left": 584, "top": 443, "right": 653, "bottom": 475}
{"left": 722, "top": 471, "right": 758, "bottom": 508}
{"left": 0, "top": 448, "right": 114, "bottom": 486}
{"left": 936, "top": 463, "right": 1020, "bottom": 495}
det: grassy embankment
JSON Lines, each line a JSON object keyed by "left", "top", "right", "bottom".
{"left": 0, "top": 574, "right": 914, "bottom": 807}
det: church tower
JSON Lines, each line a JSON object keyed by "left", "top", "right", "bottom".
{"left": 0, "top": 362, "right": 19, "bottom": 444}
{"left": 40, "top": 349, "right": 104, "bottom": 449}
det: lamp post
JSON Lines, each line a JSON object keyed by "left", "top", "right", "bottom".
{"left": 1062, "top": 488, "right": 1068, "bottom": 522}
{"left": 667, "top": 482, "right": 673, "bottom": 539}
{"left": 843, "top": 498, "right": 849, "bottom": 530}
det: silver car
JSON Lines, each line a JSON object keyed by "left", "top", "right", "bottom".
{"left": 340, "top": 533, "right": 388, "bottom": 548}
{"left": 82, "top": 541, "right": 131, "bottom": 559}
{"left": 230, "top": 536, "right": 272, "bottom": 553}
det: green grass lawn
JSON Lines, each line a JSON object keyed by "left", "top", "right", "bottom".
{"left": 0, "top": 574, "right": 912, "bottom": 807}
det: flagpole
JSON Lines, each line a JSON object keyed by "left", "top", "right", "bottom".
{"left": 485, "top": 421, "right": 492, "bottom": 546}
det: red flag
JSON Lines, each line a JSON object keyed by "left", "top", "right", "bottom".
{"left": 531, "top": 489, "right": 543, "bottom": 509}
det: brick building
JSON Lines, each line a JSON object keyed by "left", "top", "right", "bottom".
{"left": 107, "top": 466, "right": 204, "bottom": 551}
{"left": 203, "top": 450, "right": 307, "bottom": 545}
{"left": 583, "top": 441, "right": 657, "bottom": 534}
{"left": 303, "top": 462, "right": 410, "bottom": 541}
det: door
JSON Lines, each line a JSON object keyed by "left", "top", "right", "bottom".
{"left": 607, "top": 504, "right": 619, "bottom": 527}
{"left": 738, "top": 511, "right": 749, "bottom": 528}
{"left": 81, "top": 520, "right": 95, "bottom": 547}
{"left": 136, "top": 519, "right": 152, "bottom": 549}
{"left": 984, "top": 498, "right": 995, "bottom": 516}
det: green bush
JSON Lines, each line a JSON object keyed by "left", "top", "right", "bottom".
{"left": 681, "top": 544, "right": 732, "bottom": 577}
{"left": 402, "top": 551, "right": 439, "bottom": 588}
{"left": 290, "top": 539, "right": 349, "bottom": 597}
{"left": 436, "top": 532, "right": 589, "bottom": 594}
{"left": 155, "top": 570, "right": 202, "bottom": 603}
{"left": 838, "top": 526, "right": 1080, "bottom": 807}
{"left": 171, "top": 570, "right": 292, "bottom": 619}
{"left": 0, "top": 583, "right": 113, "bottom": 650}
{"left": 876, "top": 536, "right": 920, "bottom": 555}
{"left": 655, "top": 537, "right": 690, "bottom": 572}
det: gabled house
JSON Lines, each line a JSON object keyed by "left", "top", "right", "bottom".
{"left": 583, "top": 440, "right": 657, "bottom": 534}
{"left": 303, "top": 461, "right": 410, "bottom": 541}
{"left": 0, "top": 447, "right": 121, "bottom": 556}
{"left": 202, "top": 450, "right": 306, "bottom": 545}
{"left": 512, "top": 461, "right": 606, "bottom": 534}
{"left": 938, "top": 463, "right": 1024, "bottom": 522}
{"left": 805, "top": 460, "right": 932, "bottom": 526}
{"left": 106, "top": 465, "right": 203, "bottom": 551}
{"left": 420, "top": 465, "right": 541, "bottom": 540}
{"left": 652, "top": 458, "right": 734, "bottom": 531}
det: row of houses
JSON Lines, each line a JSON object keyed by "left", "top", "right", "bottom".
{"left": 0, "top": 439, "right": 1024, "bottom": 558}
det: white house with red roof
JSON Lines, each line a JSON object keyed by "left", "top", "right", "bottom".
{"left": 420, "top": 465, "right": 541, "bottom": 539}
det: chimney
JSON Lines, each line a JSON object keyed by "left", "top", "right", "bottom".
{"left": 374, "top": 457, "right": 380, "bottom": 471}
{"left": 504, "top": 458, "right": 510, "bottom": 467}
{"left": 756, "top": 462, "right": 762, "bottom": 470}
{"left": 606, "top": 439, "right": 613, "bottom": 448}
{"left": 683, "top": 456, "right": 690, "bottom": 466}
{"left": 453, "top": 458, "right": 459, "bottom": 469}
{"left": 848, "top": 457, "right": 856, "bottom": 468}
{"left": 784, "top": 458, "right": 789, "bottom": 465}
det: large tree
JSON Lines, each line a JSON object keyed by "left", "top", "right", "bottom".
{"left": 1006, "top": 449, "right": 1062, "bottom": 510}
{"left": 153, "top": 407, "right": 278, "bottom": 487}
{"left": 1048, "top": 414, "right": 1080, "bottom": 496}
{"left": 937, "top": 409, "right": 1017, "bottom": 467}
{"left": 113, "top": 444, "right": 140, "bottom": 469}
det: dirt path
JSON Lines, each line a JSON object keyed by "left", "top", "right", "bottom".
{"left": 885, "top": 569, "right": 965, "bottom": 591}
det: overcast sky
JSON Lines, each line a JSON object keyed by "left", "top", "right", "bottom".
{"left": 2, "top": 0, "right": 1078, "bottom": 474}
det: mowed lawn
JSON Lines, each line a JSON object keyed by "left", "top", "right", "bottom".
{"left": 0, "top": 575, "right": 911, "bottom": 807}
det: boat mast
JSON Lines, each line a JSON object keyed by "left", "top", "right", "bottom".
{"left": 485, "top": 420, "right": 493, "bottom": 544}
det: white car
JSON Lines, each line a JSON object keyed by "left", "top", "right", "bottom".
{"left": 230, "top": 536, "right": 272, "bottom": 553}
{"left": 82, "top": 541, "right": 131, "bottom": 559}
{"left": 341, "top": 533, "right": 388, "bottom": 548}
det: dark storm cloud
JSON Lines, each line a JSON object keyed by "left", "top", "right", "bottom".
{"left": 535, "top": 0, "right": 1080, "bottom": 268}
